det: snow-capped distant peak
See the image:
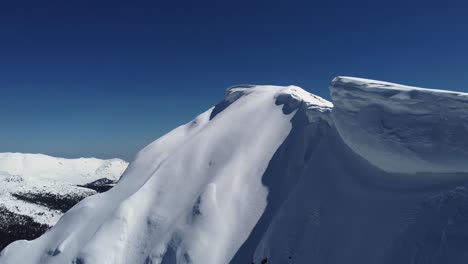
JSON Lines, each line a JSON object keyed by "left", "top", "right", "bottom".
{"left": 0, "top": 153, "right": 128, "bottom": 185}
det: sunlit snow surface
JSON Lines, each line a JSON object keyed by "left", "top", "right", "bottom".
{"left": 2, "top": 78, "right": 468, "bottom": 264}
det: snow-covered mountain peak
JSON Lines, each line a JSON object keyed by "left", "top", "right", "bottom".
{"left": 280, "top": 85, "right": 332, "bottom": 108}
{"left": 2, "top": 78, "right": 468, "bottom": 264}
{"left": 1, "top": 85, "right": 300, "bottom": 264}
{"left": 218, "top": 84, "right": 333, "bottom": 126}
{"left": 275, "top": 85, "right": 333, "bottom": 124}
{"left": 210, "top": 84, "right": 332, "bottom": 123}
{"left": 331, "top": 76, "right": 468, "bottom": 174}
{"left": 226, "top": 84, "right": 332, "bottom": 108}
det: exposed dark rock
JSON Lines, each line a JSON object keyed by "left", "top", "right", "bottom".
{"left": 78, "top": 178, "right": 117, "bottom": 193}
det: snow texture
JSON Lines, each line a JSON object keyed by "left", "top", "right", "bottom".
{"left": 331, "top": 77, "right": 468, "bottom": 174}
{"left": 2, "top": 78, "right": 468, "bottom": 264}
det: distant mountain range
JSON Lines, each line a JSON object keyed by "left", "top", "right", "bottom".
{"left": 0, "top": 153, "right": 128, "bottom": 250}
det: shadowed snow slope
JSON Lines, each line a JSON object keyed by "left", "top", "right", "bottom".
{"left": 331, "top": 77, "right": 468, "bottom": 174}
{"left": 2, "top": 78, "right": 468, "bottom": 264}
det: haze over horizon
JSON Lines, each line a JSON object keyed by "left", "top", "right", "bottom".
{"left": 1, "top": 0, "right": 468, "bottom": 160}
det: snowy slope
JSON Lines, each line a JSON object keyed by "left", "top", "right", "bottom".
{"left": 1, "top": 78, "right": 468, "bottom": 264}
{"left": 0, "top": 153, "right": 128, "bottom": 184}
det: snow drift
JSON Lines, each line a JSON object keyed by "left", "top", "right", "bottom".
{"left": 1, "top": 78, "right": 468, "bottom": 264}
{"left": 331, "top": 77, "right": 468, "bottom": 174}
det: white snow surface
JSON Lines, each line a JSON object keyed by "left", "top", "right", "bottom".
{"left": 0, "top": 153, "right": 128, "bottom": 184}
{"left": 2, "top": 78, "right": 468, "bottom": 264}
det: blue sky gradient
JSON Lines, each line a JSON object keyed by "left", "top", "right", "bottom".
{"left": 1, "top": 0, "right": 467, "bottom": 160}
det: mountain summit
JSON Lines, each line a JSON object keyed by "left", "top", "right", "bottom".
{"left": 1, "top": 77, "right": 468, "bottom": 264}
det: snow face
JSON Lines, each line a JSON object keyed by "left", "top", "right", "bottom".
{"left": 2, "top": 78, "right": 468, "bottom": 264}
{"left": 0, "top": 153, "right": 128, "bottom": 184}
{"left": 331, "top": 76, "right": 468, "bottom": 174}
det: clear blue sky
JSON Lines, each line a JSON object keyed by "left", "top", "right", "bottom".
{"left": 1, "top": 0, "right": 467, "bottom": 160}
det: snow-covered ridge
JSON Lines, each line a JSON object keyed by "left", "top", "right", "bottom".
{"left": 0, "top": 153, "right": 128, "bottom": 184}
{"left": 331, "top": 76, "right": 468, "bottom": 174}
{"left": 332, "top": 76, "right": 468, "bottom": 114}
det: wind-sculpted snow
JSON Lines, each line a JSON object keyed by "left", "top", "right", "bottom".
{"left": 2, "top": 78, "right": 468, "bottom": 264}
{"left": 331, "top": 77, "right": 468, "bottom": 174}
